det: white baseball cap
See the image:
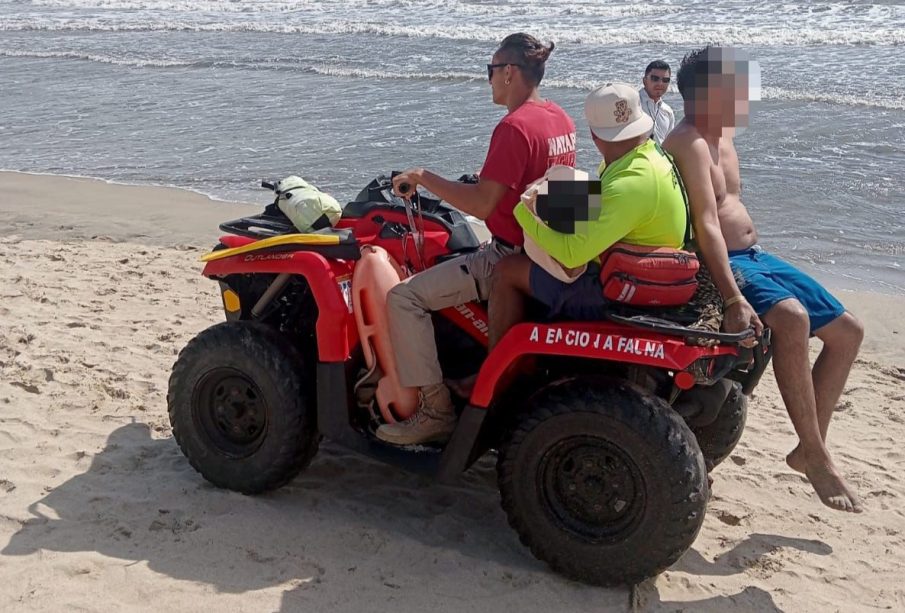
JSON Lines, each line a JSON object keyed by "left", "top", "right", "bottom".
{"left": 584, "top": 82, "right": 653, "bottom": 142}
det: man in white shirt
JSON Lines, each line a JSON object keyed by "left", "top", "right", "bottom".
{"left": 639, "top": 60, "right": 676, "bottom": 144}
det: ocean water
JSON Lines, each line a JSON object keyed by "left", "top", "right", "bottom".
{"left": 1, "top": 0, "right": 903, "bottom": 292}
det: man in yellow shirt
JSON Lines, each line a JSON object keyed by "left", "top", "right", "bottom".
{"left": 488, "top": 83, "right": 688, "bottom": 348}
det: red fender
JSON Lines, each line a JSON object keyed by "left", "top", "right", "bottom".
{"left": 439, "top": 301, "right": 489, "bottom": 347}
{"left": 470, "top": 321, "right": 739, "bottom": 408}
{"left": 203, "top": 251, "right": 357, "bottom": 362}
{"left": 218, "top": 235, "right": 256, "bottom": 249}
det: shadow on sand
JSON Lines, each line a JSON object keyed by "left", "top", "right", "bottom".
{"left": 2, "top": 423, "right": 816, "bottom": 611}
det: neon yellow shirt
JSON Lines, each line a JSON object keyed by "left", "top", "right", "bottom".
{"left": 514, "top": 140, "right": 687, "bottom": 269}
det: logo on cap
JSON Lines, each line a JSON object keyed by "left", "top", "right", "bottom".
{"left": 614, "top": 100, "right": 630, "bottom": 124}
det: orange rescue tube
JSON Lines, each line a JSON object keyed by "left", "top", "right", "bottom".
{"left": 352, "top": 245, "right": 419, "bottom": 422}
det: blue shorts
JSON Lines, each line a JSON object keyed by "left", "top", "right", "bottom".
{"left": 728, "top": 245, "right": 845, "bottom": 334}
{"left": 529, "top": 263, "right": 608, "bottom": 321}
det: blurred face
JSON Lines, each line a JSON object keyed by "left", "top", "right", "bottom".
{"left": 643, "top": 68, "right": 670, "bottom": 100}
{"left": 689, "top": 48, "right": 758, "bottom": 134}
{"left": 535, "top": 179, "right": 602, "bottom": 235}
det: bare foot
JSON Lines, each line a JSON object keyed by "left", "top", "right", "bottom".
{"left": 787, "top": 448, "right": 863, "bottom": 513}
{"left": 786, "top": 445, "right": 806, "bottom": 474}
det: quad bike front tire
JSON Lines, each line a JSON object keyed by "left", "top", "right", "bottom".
{"left": 693, "top": 382, "right": 748, "bottom": 471}
{"left": 498, "top": 378, "right": 708, "bottom": 586}
{"left": 167, "top": 321, "right": 319, "bottom": 494}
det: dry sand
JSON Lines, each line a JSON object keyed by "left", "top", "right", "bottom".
{"left": 0, "top": 171, "right": 903, "bottom": 612}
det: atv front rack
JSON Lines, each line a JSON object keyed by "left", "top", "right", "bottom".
{"left": 219, "top": 203, "right": 297, "bottom": 239}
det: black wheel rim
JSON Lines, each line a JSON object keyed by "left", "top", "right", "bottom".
{"left": 193, "top": 367, "right": 268, "bottom": 458}
{"left": 539, "top": 435, "right": 646, "bottom": 544}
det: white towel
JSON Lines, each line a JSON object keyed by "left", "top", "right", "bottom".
{"left": 519, "top": 165, "right": 589, "bottom": 284}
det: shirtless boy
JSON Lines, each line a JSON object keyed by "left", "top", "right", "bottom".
{"left": 664, "top": 46, "right": 864, "bottom": 513}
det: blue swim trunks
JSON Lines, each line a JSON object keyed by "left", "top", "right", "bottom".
{"left": 529, "top": 262, "right": 608, "bottom": 321}
{"left": 728, "top": 245, "right": 845, "bottom": 334}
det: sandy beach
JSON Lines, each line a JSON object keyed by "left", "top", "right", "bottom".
{"left": 0, "top": 171, "right": 903, "bottom": 612}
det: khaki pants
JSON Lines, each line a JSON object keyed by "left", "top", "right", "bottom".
{"left": 387, "top": 240, "right": 519, "bottom": 388}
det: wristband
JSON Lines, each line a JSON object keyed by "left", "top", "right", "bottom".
{"left": 723, "top": 294, "right": 746, "bottom": 308}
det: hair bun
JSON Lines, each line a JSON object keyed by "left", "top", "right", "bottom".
{"left": 541, "top": 41, "right": 555, "bottom": 61}
{"left": 527, "top": 40, "right": 554, "bottom": 64}
{"left": 497, "top": 33, "right": 553, "bottom": 85}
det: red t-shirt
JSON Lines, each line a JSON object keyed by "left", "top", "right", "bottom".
{"left": 479, "top": 100, "right": 577, "bottom": 246}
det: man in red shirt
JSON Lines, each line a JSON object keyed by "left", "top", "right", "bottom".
{"left": 377, "top": 33, "right": 577, "bottom": 446}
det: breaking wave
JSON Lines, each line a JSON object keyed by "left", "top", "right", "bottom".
{"left": 4, "top": 48, "right": 903, "bottom": 110}
{"left": 2, "top": 18, "right": 904, "bottom": 47}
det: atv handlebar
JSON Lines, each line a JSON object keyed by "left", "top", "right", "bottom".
{"left": 389, "top": 170, "right": 413, "bottom": 198}
{"left": 262, "top": 171, "right": 470, "bottom": 199}
{"left": 390, "top": 171, "right": 475, "bottom": 197}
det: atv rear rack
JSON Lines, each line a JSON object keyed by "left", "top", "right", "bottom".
{"left": 605, "top": 313, "right": 772, "bottom": 395}
{"left": 604, "top": 313, "right": 752, "bottom": 344}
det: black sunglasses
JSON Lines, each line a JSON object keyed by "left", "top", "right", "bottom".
{"left": 487, "top": 63, "right": 524, "bottom": 80}
{"left": 648, "top": 74, "right": 671, "bottom": 83}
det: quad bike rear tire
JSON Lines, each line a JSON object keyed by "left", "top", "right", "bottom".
{"left": 497, "top": 379, "right": 708, "bottom": 586}
{"left": 693, "top": 382, "right": 747, "bottom": 471}
{"left": 167, "top": 321, "right": 319, "bottom": 494}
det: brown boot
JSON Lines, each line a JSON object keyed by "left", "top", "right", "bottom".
{"left": 376, "top": 383, "right": 457, "bottom": 445}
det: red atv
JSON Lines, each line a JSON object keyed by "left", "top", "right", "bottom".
{"left": 167, "top": 175, "right": 771, "bottom": 586}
